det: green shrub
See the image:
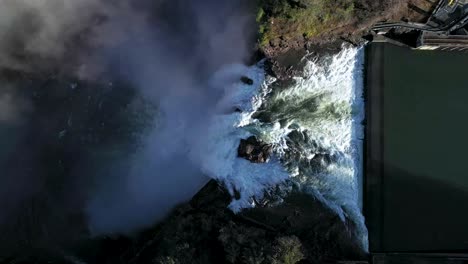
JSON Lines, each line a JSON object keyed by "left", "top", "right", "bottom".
{"left": 256, "top": 7, "right": 265, "bottom": 22}
{"left": 271, "top": 236, "right": 304, "bottom": 264}
{"left": 257, "top": 0, "right": 355, "bottom": 48}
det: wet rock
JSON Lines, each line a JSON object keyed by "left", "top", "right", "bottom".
{"left": 310, "top": 153, "right": 341, "bottom": 168}
{"left": 233, "top": 188, "right": 241, "bottom": 200}
{"left": 223, "top": 107, "right": 243, "bottom": 115}
{"left": 288, "top": 0, "right": 307, "bottom": 9}
{"left": 264, "top": 48, "right": 308, "bottom": 80}
{"left": 240, "top": 76, "right": 254, "bottom": 85}
{"left": 238, "top": 136, "right": 273, "bottom": 163}
{"left": 311, "top": 153, "right": 332, "bottom": 166}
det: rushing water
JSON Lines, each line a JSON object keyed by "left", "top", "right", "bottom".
{"left": 0, "top": 44, "right": 368, "bottom": 254}
{"left": 200, "top": 46, "right": 368, "bottom": 250}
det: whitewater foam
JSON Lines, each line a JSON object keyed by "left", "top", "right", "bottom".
{"left": 195, "top": 62, "right": 289, "bottom": 211}
{"left": 201, "top": 46, "right": 367, "bottom": 251}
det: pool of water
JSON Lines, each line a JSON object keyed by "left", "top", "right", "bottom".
{"left": 366, "top": 43, "right": 468, "bottom": 252}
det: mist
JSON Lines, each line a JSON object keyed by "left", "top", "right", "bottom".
{"left": 0, "top": 0, "right": 256, "bottom": 248}
{"left": 85, "top": 0, "right": 256, "bottom": 234}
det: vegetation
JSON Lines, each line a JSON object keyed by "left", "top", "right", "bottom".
{"left": 271, "top": 236, "right": 304, "bottom": 264}
{"left": 0, "top": 182, "right": 364, "bottom": 264}
{"left": 257, "top": 0, "right": 355, "bottom": 48}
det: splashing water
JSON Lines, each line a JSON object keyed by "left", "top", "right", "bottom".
{"left": 194, "top": 63, "right": 290, "bottom": 210}
{"left": 200, "top": 46, "right": 367, "bottom": 250}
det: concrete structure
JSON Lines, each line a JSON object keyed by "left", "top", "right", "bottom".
{"left": 417, "top": 32, "right": 468, "bottom": 50}
{"left": 373, "top": 0, "right": 468, "bottom": 50}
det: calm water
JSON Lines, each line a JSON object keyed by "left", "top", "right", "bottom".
{"left": 367, "top": 43, "right": 468, "bottom": 252}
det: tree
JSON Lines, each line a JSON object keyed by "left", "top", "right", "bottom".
{"left": 271, "top": 236, "right": 304, "bottom": 264}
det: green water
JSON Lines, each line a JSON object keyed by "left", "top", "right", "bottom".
{"left": 367, "top": 43, "right": 468, "bottom": 252}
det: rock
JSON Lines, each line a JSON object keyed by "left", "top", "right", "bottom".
{"left": 238, "top": 136, "right": 273, "bottom": 163}
{"left": 288, "top": 0, "right": 307, "bottom": 9}
{"left": 240, "top": 76, "right": 254, "bottom": 85}
{"left": 223, "top": 107, "right": 242, "bottom": 114}
{"left": 264, "top": 48, "right": 308, "bottom": 80}
{"left": 233, "top": 188, "right": 241, "bottom": 200}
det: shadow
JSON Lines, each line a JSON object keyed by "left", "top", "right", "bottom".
{"left": 0, "top": 69, "right": 141, "bottom": 255}
{"left": 365, "top": 43, "right": 468, "bottom": 254}
{"left": 366, "top": 158, "right": 468, "bottom": 253}
{"left": 408, "top": 3, "right": 430, "bottom": 16}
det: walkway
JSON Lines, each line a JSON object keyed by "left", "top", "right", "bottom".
{"left": 373, "top": 0, "right": 468, "bottom": 34}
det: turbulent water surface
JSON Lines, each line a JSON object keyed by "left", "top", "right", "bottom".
{"left": 202, "top": 46, "right": 367, "bottom": 250}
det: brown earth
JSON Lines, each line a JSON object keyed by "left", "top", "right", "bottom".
{"left": 260, "top": 0, "right": 438, "bottom": 58}
{"left": 258, "top": 0, "right": 438, "bottom": 80}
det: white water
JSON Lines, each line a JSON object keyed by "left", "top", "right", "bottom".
{"left": 194, "top": 63, "right": 290, "bottom": 210}
{"left": 199, "top": 46, "right": 367, "bottom": 251}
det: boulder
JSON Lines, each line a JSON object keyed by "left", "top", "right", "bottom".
{"left": 240, "top": 76, "right": 254, "bottom": 85}
{"left": 288, "top": 0, "right": 307, "bottom": 9}
{"left": 238, "top": 136, "right": 273, "bottom": 163}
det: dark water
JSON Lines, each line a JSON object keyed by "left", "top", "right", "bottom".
{"left": 366, "top": 43, "right": 468, "bottom": 252}
{"left": 0, "top": 73, "right": 154, "bottom": 254}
